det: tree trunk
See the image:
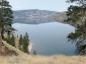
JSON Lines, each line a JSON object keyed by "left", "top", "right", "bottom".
{"left": 0, "top": 33, "right": 5, "bottom": 55}
{"left": 1, "top": 29, "right": 4, "bottom": 39}
{"left": 0, "top": 28, "right": 7, "bottom": 55}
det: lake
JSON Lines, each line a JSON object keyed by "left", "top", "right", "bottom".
{"left": 13, "top": 22, "right": 76, "bottom": 56}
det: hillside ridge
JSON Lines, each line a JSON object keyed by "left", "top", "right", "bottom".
{"left": 13, "top": 9, "right": 66, "bottom": 24}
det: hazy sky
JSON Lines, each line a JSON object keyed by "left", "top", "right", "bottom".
{"left": 7, "top": 0, "right": 70, "bottom": 11}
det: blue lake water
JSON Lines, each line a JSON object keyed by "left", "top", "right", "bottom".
{"left": 13, "top": 22, "right": 76, "bottom": 56}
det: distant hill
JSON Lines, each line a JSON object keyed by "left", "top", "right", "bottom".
{"left": 13, "top": 9, "right": 66, "bottom": 24}
{"left": 13, "top": 9, "right": 57, "bottom": 24}
{"left": 51, "top": 12, "right": 67, "bottom": 22}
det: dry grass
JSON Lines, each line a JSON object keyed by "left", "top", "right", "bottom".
{"left": 1, "top": 40, "right": 86, "bottom": 64}
{"left": 0, "top": 55, "right": 86, "bottom": 64}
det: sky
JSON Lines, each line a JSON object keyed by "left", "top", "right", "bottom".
{"left": 7, "top": 0, "right": 70, "bottom": 12}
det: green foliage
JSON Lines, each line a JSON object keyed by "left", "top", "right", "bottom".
{"left": 66, "top": 6, "right": 81, "bottom": 23}
{"left": 68, "top": 31, "right": 82, "bottom": 41}
{"left": 19, "top": 34, "right": 23, "bottom": 50}
{"left": 4, "top": 34, "right": 15, "bottom": 46}
{"left": 66, "top": 0, "right": 86, "bottom": 54}
{"left": 19, "top": 33, "right": 29, "bottom": 53}
{"left": 67, "top": 0, "right": 86, "bottom": 4}
{"left": 0, "top": 0, "right": 13, "bottom": 39}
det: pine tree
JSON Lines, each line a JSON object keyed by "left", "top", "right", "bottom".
{"left": 66, "top": 0, "right": 86, "bottom": 54}
{"left": 11, "top": 34, "right": 15, "bottom": 46}
{"left": 0, "top": 0, "right": 13, "bottom": 40}
{"left": 5, "top": 34, "right": 15, "bottom": 46}
{"left": 19, "top": 33, "right": 29, "bottom": 53}
{"left": 22, "top": 33, "right": 29, "bottom": 53}
{"left": 19, "top": 34, "right": 23, "bottom": 50}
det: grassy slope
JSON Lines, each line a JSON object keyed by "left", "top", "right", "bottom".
{"left": 1, "top": 41, "right": 86, "bottom": 64}
{"left": 0, "top": 55, "right": 86, "bottom": 64}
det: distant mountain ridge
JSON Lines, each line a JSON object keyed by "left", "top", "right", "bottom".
{"left": 13, "top": 9, "right": 66, "bottom": 24}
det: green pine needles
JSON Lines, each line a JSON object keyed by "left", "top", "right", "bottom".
{"left": 19, "top": 33, "right": 29, "bottom": 53}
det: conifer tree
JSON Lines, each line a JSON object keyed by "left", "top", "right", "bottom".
{"left": 11, "top": 34, "right": 15, "bottom": 46}
{"left": 0, "top": 0, "right": 13, "bottom": 40}
{"left": 66, "top": 0, "right": 86, "bottom": 54}
{"left": 22, "top": 33, "right": 29, "bottom": 53}
{"left": 5, "top": 34, "right": 15, "bottom": 46}
{"left": 19, "top": 34, "right": 23, "bottom": 50}
{"left": 19, "top": 33, "right": 29, "bottom": 53}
